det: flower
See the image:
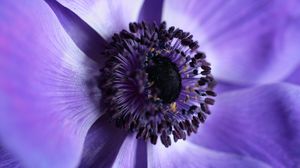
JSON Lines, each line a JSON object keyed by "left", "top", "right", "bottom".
{"left": 0, "top": 0, "right": 300, "bottom": 168}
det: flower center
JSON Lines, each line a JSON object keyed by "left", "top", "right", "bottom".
{"left": 99, "top": 21, "right": 216, "bottom": 147}
{"left": 146, "top": 55, "right": 181, "bottom": 104}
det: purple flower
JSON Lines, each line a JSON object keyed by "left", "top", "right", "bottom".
{"left": 0, "top": 0, "right": 300, "bottom": 168}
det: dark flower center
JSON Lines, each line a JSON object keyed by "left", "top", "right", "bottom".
{"left": 146, "top": 56, "right": 181, "bottom": 104}
{"left": 99, "top": 21, "right": 216, "bottom": 147}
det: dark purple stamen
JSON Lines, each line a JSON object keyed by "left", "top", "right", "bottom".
{"left": 99, "top": 21, "right": 216, "bottom": 147}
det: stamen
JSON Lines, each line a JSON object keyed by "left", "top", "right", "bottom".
{"left": 99, "top": 21, "right": 216, "bottom": 147}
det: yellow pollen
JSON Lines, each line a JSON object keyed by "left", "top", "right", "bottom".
{"left": 182, "top": 65, "right": 188, "bottom": 72}
{"left": 150, "top": 48, "right": 155, "bottom": 52}
{"left": 170, "top": 102, "right": 177, "bottom": 112}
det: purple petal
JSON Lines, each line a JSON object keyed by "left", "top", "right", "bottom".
{"left": 216, "top": 80, "right": 249, "bottom": 94}
{"left": 57, "top": 0, "right": 144, "bottom": 40}
{"left": 163, "top": 0, "right": 300, "bottom": 84}
{"left": 138, "top": 0, "right": 163, "bottom": 23}
{"left": 0, "top": 145, "right": 20, "bottom": 168}
{"left": 80, "top": 116, "right": 147, "bottom": 168}
{"left": 134, "top": 141, "right": 148, "bottom": 168}
{"left": 190, "top": 83, "right": 300, "bottom": 167}
{"left": 285, "top": 65, "right": 300, "bottom": 85}
{"left": 46, "top": 0, "right": 108, "bottom": 65}
{"left": 0, "top": 1, "right": 101, "bottom": 167}
{"left": 148, "top": 141, "right": 270, "bottom": 168}
{"left": 79, "top": 115, "right": 127, "bottom": 168}
{"left": 112, "top": 135, "right": 138, "bottom": 168}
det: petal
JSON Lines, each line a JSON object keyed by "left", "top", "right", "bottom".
{"left": 216, "top": 80, "right": 249, "bottom": 94}
{"left": 286, "top": 65, "right": 300, "bottom": 85}
{"left": 0, "top": 145, "right": 20, "bottom": 168}
{"left": 134, "top": 141, "right": 148, "bottom": 168}
{"left": 112, "top": 135, "right": 138, "bottom": 168}
{"left": 79, "top": 115, "right": 127, "bottom": 168}
{"left": 0, "top": 1, "right": 101, "bottom": 167}
{"left": 46, "top": 0, "right": 108, "bottom": 65}
{"left": 163, "top": 0, "right": 300, "bottom": 84}
{"left": 284, "top": 0, "right": 300, "bottom": 85}
{"left": 80, "top": 117, "right": 147, "bottom": 168}
{"left": 190, "top": 83, "right": 300, "bottom": 167}
{"left": 147, "top": 141, "right": 270, "bottom": 168}
{"left": 138, "top": 0, "right": 163, "bottom": 23}
{"left": 57, "top": 0, "right": 144, "bottom": 40}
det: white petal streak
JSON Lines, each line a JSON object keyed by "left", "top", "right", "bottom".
{"left": 57, "top": 0, "right": 144, "bottom": 40}
{"left": 148, "top": 141, "right": 271, "bottom": 168}
{"left": 112, "top": 135, "right": 138, "bottom": 168}
{"left": 0, "top": 1, "right": 101, "bottom": 167}
{"left": 163, "top": 0, "right": 300, "bottom": 84}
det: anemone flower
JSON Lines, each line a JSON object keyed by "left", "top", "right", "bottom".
{"left": 1, "top": 0, "right": 300, "bottom": 168}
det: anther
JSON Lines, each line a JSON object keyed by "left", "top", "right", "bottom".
{"left": 129, "top": 22, "right": 138, "bottom": 33}
{"left": 206, "top": 90, "right": 217, "bottom": 97}
{"left": 195, "top": 52, "right": 206, "bottom": 59}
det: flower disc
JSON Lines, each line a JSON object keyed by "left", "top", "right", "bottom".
{"left": 99, "top": 21, "right": 216, "bottom": 147}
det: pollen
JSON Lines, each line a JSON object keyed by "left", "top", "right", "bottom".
{"left": 170, "top": 102, "right": 177, "bottom": 112}
{"left": 150, "top": 48, "right": 155, "bottom": 52}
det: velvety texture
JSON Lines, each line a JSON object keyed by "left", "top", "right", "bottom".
{"left": 45, "top": 0, "right": 107, "bottom": 65}
{"left": 0, "top": 145, "right": 20, "bottom": 168}
{"left": 138, "top": 0, "right": 164, "bottom": 23}
{"left": 56, "top": 0, "right": 144, "bottom": 40}
{"left": 162, "top": 0, "right": 300, "bottom": 85}
{"left": 0, "top": 0, "right": 300, "bottom": 167}
{"left": 78, "top": 115, "right": 127, "bottom": 168}
{"left": 286, "top": 65, "right": 300, "bottom": 85}
{"left": 190, "top": 83, "right": 300, "bottom": 167}
{"left": 147, "top": 141, "right": 270, "bottom": 168}
{"left": 0, "top": 1, "right": 101, "bottom": 167}
{"left": 111, "top": 135, "right": 138, "bottom": 168}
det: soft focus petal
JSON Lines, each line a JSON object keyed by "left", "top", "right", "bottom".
{"left": 215, "top": 80, "right": 249, "bottom": 94}
{"left": 285, "top": 0, "right": 300, "bottom": 86}
{"left": 79, "top": 115, "right": 127, "bottom": 168}
{"left": 148, "top": 141, "right": 270, "bottom": 168}
{"left": 191, "top": 83, "right": 300, "bottom": 167}
{"left": 0, "top": 1, "right": 101, "bottom": 167}
{"left": 286, "top": 65, "right": 300, "bottom": 85}
{"left": 138, "top": 0, "right": 163, "bottom": 23}
{"left": 112, "top": 135, "right": 138, "bottom": 168}
{"left": 57, "top": 0, "right": 144, "bottom": 40}
{"left": 0, "top": 145, "right": 20, "bottom": 168}
{"left": 163, "top": 0, "right": 300, "bottom": 84}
